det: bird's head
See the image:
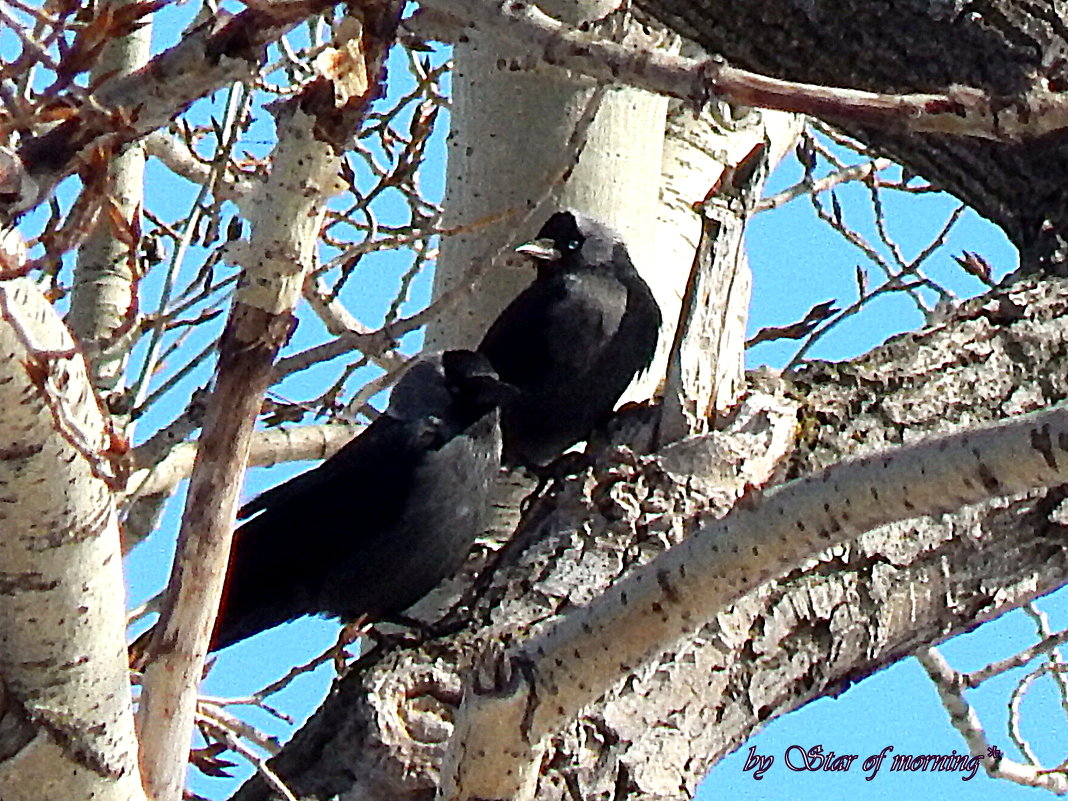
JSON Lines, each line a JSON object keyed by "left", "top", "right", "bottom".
{"left": 516, "top": 210, "right": 625, "bottom": 276}
{"left": 441, "top": 349, "right": 518, "bottom": 414}
{"left": 388, "top": 351, "right": 515, "bottom": 428}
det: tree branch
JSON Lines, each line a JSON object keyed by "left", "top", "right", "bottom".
{"left": 0, "top": 277, "right": 145, "bottom": 801}
{"left": 2, "top": 0, "right": 335, "bottom": 217}
{"left": 126, "top": 422, "right": 362, "bottom": 501}
{"left": 444, "top": 398, "right": 1068, "bottom": 798}
{"left": 429, "top": 0, "right": 1068, "bottom": 141}
{"left": 134, "top": 7, "right": 403, "bottom": 798}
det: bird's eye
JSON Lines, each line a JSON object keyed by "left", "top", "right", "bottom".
{"left": 567, "top": 239, "right": 581, "bottom": 251}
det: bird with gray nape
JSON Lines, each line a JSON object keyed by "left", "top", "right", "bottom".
{"left": 132, "top": 350, "right": 514, "bottom": 656}
{"left": 479, "top": 209, "right": 662, "bottom": 469}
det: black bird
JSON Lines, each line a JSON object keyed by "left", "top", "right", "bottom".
{"left": 478, "top": 210, "right": 661, "bottom": 468}
{"left": 148, "top": 350, "right": 513, "bottom": 654}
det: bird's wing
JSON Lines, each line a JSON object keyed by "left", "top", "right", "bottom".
{"left": 236, "top": 415, "right": 438, "bottom": 523}
{"left": 236, "top": 417, "right": 439, "bottom": 520}
{"left": 211, "top": 415, "right": 436, "bottom": 649}
{"left": 236, "top": 460, "right": 337, "bottom": 520}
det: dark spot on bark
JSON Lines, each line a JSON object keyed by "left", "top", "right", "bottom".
{"left": 1031, "top": 424, "right": 1058, "bottom": 470}
{"left": 656, "top": 569, "right": 680, "bottom": 604}
{"left": 0, "top": 442, "right": 43, "bottom": 460}
{"left": 0, "top": 573, "right": 59, "bottom": 593}
{"left": 976, "top": 462, "right": 1001, "bottom": 493}
{"left": 31, "top": 708, "right": 125, "bottom": 778}
{"left": 205, "top": 10, "right": 269, "bottom": 64}
{"left": 18, "top": 119, "right": 95, "bottom": 176}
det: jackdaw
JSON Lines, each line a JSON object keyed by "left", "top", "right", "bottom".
{"left": 478, "top": 210, "right": 661, "bottom": 468}
{"left": 138, "top": 350, "right": 513, "bottom": 654}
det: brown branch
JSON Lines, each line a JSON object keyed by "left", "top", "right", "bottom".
{"left": 133, "top": 6, "right": 403, "bottom": 799}
{"left": 431, "top": 0, "right": 1068, "bottom": 141}
{"left": 4, "top": 0, "right": 334, "bottom": 217}
{"left": 756, "top": 158, "right": 893, "bottom": 212}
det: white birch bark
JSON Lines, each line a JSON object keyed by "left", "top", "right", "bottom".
{"left": 0, "top": 277, "right": 145, "bottom": 801}
{"left": 425, "top": 0, "right": 670, "bottom": 353}
{"left": 68, "top": 1, "right": 152, "bottom": 396}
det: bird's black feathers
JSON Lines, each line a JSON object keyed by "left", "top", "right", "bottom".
{"left": 478, "top": 210, "right": 661, "bottom": 467}
{"left": 206, "top": 349, "right": 512, "bottom": 651}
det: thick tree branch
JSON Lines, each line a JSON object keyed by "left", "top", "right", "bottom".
{"left": 428, "top": 0, "right": 1068, "bottom": 141}
{"left": 443, "top": 400, "right": 1068, "bottom": 798}
{"left": 0, "top": 277, "right": 145, "bottom": 801}
{"left": 628, "top": 0, "right": 1068, "bottom": 274}
{"left": 134, "top": 7, "right": 403, "bottom": 799}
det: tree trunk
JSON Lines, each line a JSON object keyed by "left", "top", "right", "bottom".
{"left": 0, "top": 278, "right": 145, "bottom": 801}
{"left": 425, "top": 1, "right": 672, "bottom": 355}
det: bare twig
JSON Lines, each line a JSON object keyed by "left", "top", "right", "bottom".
{"left": 428, "top": 0, "right": 1068, "bottom": 141}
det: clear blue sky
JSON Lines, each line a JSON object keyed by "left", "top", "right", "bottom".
{"left": 94, "top": 7, "right": 1068, "bottom": 801}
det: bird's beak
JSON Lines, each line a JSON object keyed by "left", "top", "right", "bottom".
{"left": 516, "top": 237, "right": 560, "bottom": 261}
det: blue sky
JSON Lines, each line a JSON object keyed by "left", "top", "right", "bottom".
{"left": 707, "top": 152, "right": 1068, "bottom": 801}
{"left": 13, "top": 4, "right": 1065, "bottom": 799}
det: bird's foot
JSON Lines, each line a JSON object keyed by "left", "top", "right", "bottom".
{"left": 520, "top": 451, "right": 592, "bottom": 514}
{"left": 363, "top": 613, "right": 440, "bottom": 649}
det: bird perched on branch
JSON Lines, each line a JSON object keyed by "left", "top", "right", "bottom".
{"left": 478, "top": 210, "right": 662, "bottom": 468}
{"left": 134, "top": 350, "right": 514, "bottom": 656}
